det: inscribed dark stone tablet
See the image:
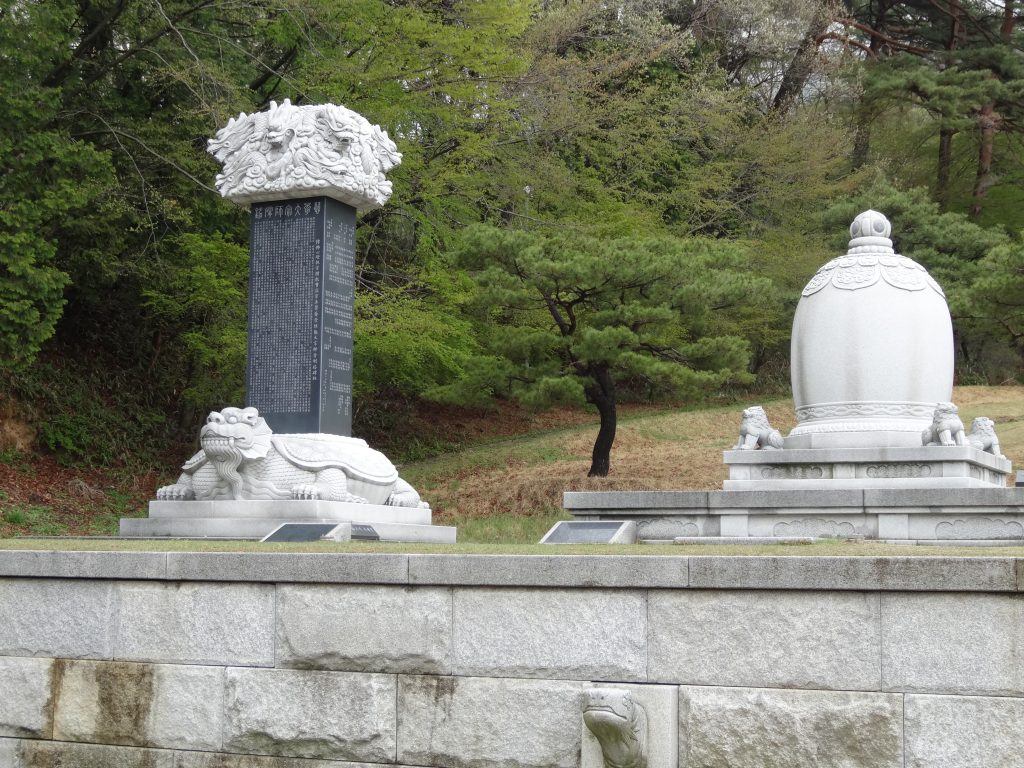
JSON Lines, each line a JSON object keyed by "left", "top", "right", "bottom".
{"left": 351, "top": 523, "right": 380, "bottom": 541}
{"left": 261, "top": 523, "right": 342, "bottom": 542}
{"left": 540, "top": 521, "right": 631, "bottom": 544}
{"left": 247, "top": 196, "right": 355, "bottom": 435}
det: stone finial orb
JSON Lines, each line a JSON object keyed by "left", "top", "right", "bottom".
{"left": 849, "top": 209, "right": 892, "bottom": 241}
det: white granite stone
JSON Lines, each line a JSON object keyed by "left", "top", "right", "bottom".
{"left": 0, "top": 550, "right": 167, "bottom": 579}
{"left": 905, "top": 693, "right": 1024, "bottom": 767}
{"left": 906, "top": 514, "right": 1024, "bottom": 540}
{"left": 114, "top": 582, "right": 275, "bottom": 666}
{"left": 563, "top": 491, "right": 710, "bottom": 510}
{"left": 689, "top": 556, "right": 1017, "bottom": 591}
{"left": 175, "top": 753, "right": 421, "bottom": 768}
{"left": 649, "top": 590, "right": 880, "bottom": 690}
{"left": 0, "top": 578, "right": 113, "bottom": 659}
{"left": 52, "top": 660, "right": 223, "bottom": 750}
{"left": 679, "top": 685, "right": 903, "bottom": 767}
{"left": 746, "top": 513, "right": 875, "bottom": 538}
{"left": 398, "top": 674, "right": 588, "bottom": 768}
{"left": 208, "top": 100, "right": 401, "bottom": 210}
{"left": 581, "top": 684, "right": 677, "bottom": 768}
{"left": 223, "top": 668, "right": 396, "bottom": 761}
{"left": 882, "top": 593, "right": 1024, "bottom": 694}
{"left": 0, "top": 657, "right": 52, "bottom": 738}
{"left": 0, "top": 738, "right": 18, "bottom": 767}
{"left": 410, "top": 554, "right": 688, "bottom": 588}
{"left": 790, "top": 211, "right": 953, "bottom": 449}
{"left": 165, "top": 552, "right": 409, "bottom": 583}
{"left": 276, "top": 584, "right": 451, "bottom": 673}
{"left": 145, "top": 499, "right": 431, "bottom": 523}
{"left": 452, "top": 587, "right": 647, "bottom": 680}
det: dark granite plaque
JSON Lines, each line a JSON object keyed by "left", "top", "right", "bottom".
{"left": 261, "top": 523, "right": 343, "bottom": 542}
{"left": 540, "top": 521, "right": 631, "bottom": 544}
{"left": 247, "top": 196, "right": 355, "bottom": 435}
{"left": 351, "top": 523, "right": 380, "bottom": 541}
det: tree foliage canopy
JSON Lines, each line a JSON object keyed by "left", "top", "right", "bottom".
{"left": 1, "top": 0, "right": 1022, "bottom": 467}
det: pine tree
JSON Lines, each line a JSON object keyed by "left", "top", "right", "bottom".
{"left": 444, "top": 225, "right": 763, "bottom": 476}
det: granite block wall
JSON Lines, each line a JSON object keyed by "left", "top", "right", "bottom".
{"left": 0, "top": 552, "right": 1023, "bottom": 767}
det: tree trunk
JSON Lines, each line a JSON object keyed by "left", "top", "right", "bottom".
{"left": 971, "top": 104, "right": 997, "bottom": 217}
{"left": 771, "top": 9, "right": 830, "bottom": 113}
{"left": 970, "top": 0, "right": 1014, "bottom": 218}
{"left": 937, "top": 0, "right": 962, "bottom": 208}
{"left": 936, "top": 127, "right": 955, "bottom": 209}
{"left": 585, "top": 367, "right": 616, "bottom": 477}
{"left": 850, "top": 1, "right": 889, "bottom": 167}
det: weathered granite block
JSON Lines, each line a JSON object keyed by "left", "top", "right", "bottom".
{"left": 0, "top": 738, "right": 18, "bottom": 767}
{"left": 0, "top": 578, "right": 113, "bottom": 659}
{"left": 398, "top": 675, "right": 588, "bottom": 768}
{"left": 114, "top": 582, "right": 274, "bottom": 666}
{"left": 52, "top": 659, "right": 223, "bottom": 750}
{"left": 410, "top": 554, "right": 689, "bottom": 588}
{"left": 452, "top": 587, "right": 647, "bottom": 680}
{"left": 649, "top": 590, "right": 880, "bottom": 690}
{"left": 688, "top": 556, "right": 1017, "bottom": 591}
{"left": 277, "top": 584, "right": 451, "bottom": 673}
{"left": 175, "top": 753, "right": 419, "bottom": 768}
{"left": 0, "top": 657, "right": 52, "bottom": 738}
{"left": 223, "top": 668, "right": 396, "bottom": 761}
{"left": 905, "top": 694, "right": 1024, "bottom": 767}
{"left": 679, "top": 686, "right": 903, "bottom": 767}
{"left": 13, "top": 739, "right": 175, "bottom": 767}
{"left": 0, "top": 551, "right": 167, "bottom": 580}
{"left": 165, "top": 552, "right": 410, "bottom": 583}
{"left": 882, "top": 593, "right": 1024, "bottom": 694}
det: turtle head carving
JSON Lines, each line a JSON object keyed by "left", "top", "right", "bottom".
{"left": 200, "top": 407, "right": 272, "bottom": 461}
{"left": 583, "top": 688, "right": 648, "bottom": 768}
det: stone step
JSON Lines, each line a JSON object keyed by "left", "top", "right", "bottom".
{"left": 119, "top": 515, "right": 454, "bottom": 541}
{"left": 146, "top": 499, "right": 431, "bottom": 525}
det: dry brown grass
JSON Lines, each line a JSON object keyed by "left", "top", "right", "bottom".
{"left": 414, "top": 386, "right": 1024, "bottom": 523}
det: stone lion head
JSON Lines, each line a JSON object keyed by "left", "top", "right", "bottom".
{"left": 741, "top": 406, "right": 770, "bottom": 427}
{"left": 970, "top": 416, "right": 996, "bottom": 435}
{"left": 208, "top": 99, "right": 402, "bottom": 210}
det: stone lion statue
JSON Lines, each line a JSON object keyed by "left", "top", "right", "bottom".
{"left": 156, "top": 407, "right": 426, "bottom": 507}
{"left": 207, "top": 99, "right": 401, "bottom": 209}
{"left": 582, "top": 688, "right": 647, "bottom": 768}
{"left": 921, "top": 403, "right": 966, "bottom": 447}
{"left": 967, "top": 416, "right": 1004, "bottom": 457}
{"left": 734, "top": 406, "right": 784, "bottom": 450}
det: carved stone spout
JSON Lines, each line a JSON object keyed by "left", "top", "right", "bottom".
{"left": 582, "top": 688, "right": 648, "bottom": 768}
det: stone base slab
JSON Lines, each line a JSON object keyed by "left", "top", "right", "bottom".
{"left": 120, "top": 499, "right": 449, "bottom": 540}
{"left": 565, "top": 487, "right": 1024, "bottom": 542}
{"left": 724, "top": 445, "right": 1011, "bottom": 490}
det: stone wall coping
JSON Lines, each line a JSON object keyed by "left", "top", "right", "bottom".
{"left": 0, "top": 550, "right": 1023, "bottom": 591}
{"left": 565, "top": 487, "right": 1024, "bottom": 510}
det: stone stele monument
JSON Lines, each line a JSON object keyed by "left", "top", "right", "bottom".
{"left": 564, "top": 210, "right": 1021, "bottom": 543}
{"left": 120, "top": 100, "right": 454, "bottom": 542}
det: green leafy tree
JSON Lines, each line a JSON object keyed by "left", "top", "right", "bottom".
{"left": 446, "top": 225, "right": 763, "bottom": 476}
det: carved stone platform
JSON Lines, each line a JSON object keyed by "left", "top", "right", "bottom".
{"left": 723, "top": 445, "right": 1011, "bottom": 490}
{"left": 564, "top": 488, "right": 1024, "bottom": 542}
{"left": 120, "top": 499, "right": 455, "bottom": 542}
